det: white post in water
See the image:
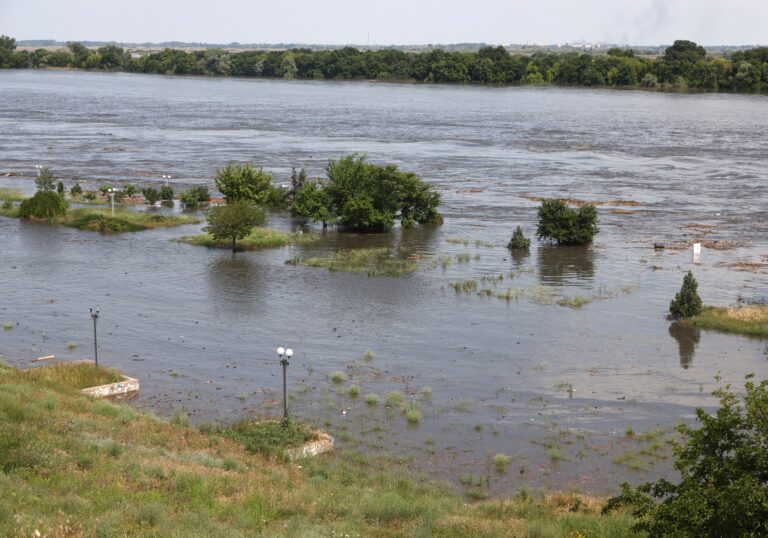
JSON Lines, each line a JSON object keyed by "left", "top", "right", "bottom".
{"left": 108, "top": 188, "right": 116, "bottom": 216}
{"left": 692, "top": 242, "right": 702, "bottom": 264}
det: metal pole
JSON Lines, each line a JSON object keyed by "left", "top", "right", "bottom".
{"left": 281, "top": 357, "right": 289, "bottom": 422}
{"left": 109, "top": 191, "right": 115, "bottom": 216}
{"left": 90, "top": 308, "right": 99, "bottom": 366}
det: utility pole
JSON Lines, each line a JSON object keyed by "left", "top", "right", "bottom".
{"left": 90, "top": 308, "right": 99, "bottom": 366}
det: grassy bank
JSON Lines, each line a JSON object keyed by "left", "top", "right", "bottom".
{"left": 23, "top": 362, "right": 124, "bottom": 389}
{"left": 0, "top": 187, "right": 26, "bottom": 202}
{"left": 288, "top": 247, "right": 418, "bottom": 277}
{"left": 178, "top": 228, "right": 316, "bottom": 251}
{"left": 0, "top": 203, "right": 198, "bottom": 233}
{"left": 0, "top": 362, "right": 639, "bottom": 537}
{"left": 61, "top": 208, "right": 199, "bottom": 233}
{"left": 686, "top": 305, "right": 768, "bottom": 338}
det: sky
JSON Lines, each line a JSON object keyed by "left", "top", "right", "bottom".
{"left": 1, "top": 0, "right": 766, "bottom": 46}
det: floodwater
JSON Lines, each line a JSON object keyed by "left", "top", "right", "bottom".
{"left": 1, "top": 70, "right": 767, "bottom": 496}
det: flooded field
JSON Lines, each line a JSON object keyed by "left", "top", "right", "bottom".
{"left": 1, "top": 70, "right": 767, "bottom": 496}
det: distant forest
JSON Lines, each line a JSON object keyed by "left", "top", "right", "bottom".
{"left": 1, "top": 36, "right": 766, "bottom": 91}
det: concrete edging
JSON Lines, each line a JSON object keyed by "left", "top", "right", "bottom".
{"left": 81, "top": 376, "right": 139, "bottom": 398}
{"left": 284, "top": 431, "right": 334, "bottom": 460}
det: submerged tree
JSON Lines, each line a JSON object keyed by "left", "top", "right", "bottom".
{"left": 507, "top": 225, "right": 531, "bottom": 250}
{"left": 536, "top": 199, "right": 598, "bottom": 245}
{"left": 34, "top": 167, "right": 56, "bottom": 192}
{"left": 204, "top": 201, "right": 265, "bottom": 253}
{"left": 293, "top": 154, "right": 442, "bottom": 232}
{"left": 669, "top": 270, "right": 703, "bottom": 320}
{"left": 214, "top": 163, "right": 274, "bottom": 204}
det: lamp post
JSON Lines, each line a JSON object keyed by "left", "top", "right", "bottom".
{"left": 89, "top": 308, "right": 99, "bottom": 367}
{"left": 277, "top": 346, "right": 294, "bottom": 425}
{"left": 108, "top": 188, "right": 116, "bottom": 216}
{"left": 34, "top": 164, "right": 42, "bottom": 177}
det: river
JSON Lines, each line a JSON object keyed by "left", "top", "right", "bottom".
{"left": 1, "top": 70, "right": 766, "bottom": 495}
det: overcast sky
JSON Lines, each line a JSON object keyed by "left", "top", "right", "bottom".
{"left": 1, "top": 0, "right": 766, "bottom": 46}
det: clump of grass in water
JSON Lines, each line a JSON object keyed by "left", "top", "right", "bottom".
{"left": 386, "top": 391, "right": 404, "bottom": 407}
{"left": 557, "top": 296, "right": 593, "bottom": 309}
{"left": 3, "top": 323, "right": 13, "bottom": 331}
{"left": 548, "top": 446, "right": 564, "bottom": 462}
{"left": 493, "top": 453, "right": 510, "bottom": 473}
{"left": 220, "top": 419, "right": 317, "bottom": 456}
{"left": 480, "top": 274, "right": 504, "bottom": 286}
{"left": 361, "top": 349, "right": 374, "bottom": 362}
{"left": 330, "top": 371, "right": 346, "bottom": 384}
{"left": 420, "top": 386, "right": 432, "bottom": 400}
{"left": 348, "top": 384, "right": 360, "bottom": 397}
{"left": 449, "top": 279, "right": 478, "bottom": 293}
{"left": 180, "top": 227, "right": 315, "bottom": 251}
{"left": 66, "top": 342, "right": 77, "bottom": 350}
{"left": 288, "top": 247, "right": 417, "bottom": 277}
{"left": 405, "top": 406, "right": 422, "bottom": 424}
{"left": 24, "top": 362, "right": 123, "bottom": 390}
{"left": 365, "top": 393, "right": 379, "bottom": 406}
{"left": 439, "top": 256, "right": 452, "bottom": 270}
{"left": 456, "top": 252, "right": 471, "bottom": 263}
{"left": 445, "top": 238, "right": 470, "bottom": 245}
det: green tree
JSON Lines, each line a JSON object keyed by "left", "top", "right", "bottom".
{"left": 214, "top": 163, "right": 274, "bottom": 204}
{"left": 536, "top": 199, "right": 598, "bottom": 245}
{"left": 96, "top": 45, "right": 129, "bottom": 70}
{"left": 56, "top": 181, "right": 65, "bottom": 195}
{"left": 160, "top": 185, "right": 174, "bottom": 201}
{"left": 292, "top": 181, "right": 334, "bottom": 230}
{"left": 323, "top": 154, "right": 442, "bottom": 232}
{"left": 507, "top": 225, "right": 531, "bottom": 250}
{"left": 605, "top": 376, "right": 768, "bottom": 537}
{"left": 669, "top": 270, "right": 703, "bottom": 320}
{"left": 0, "top": 35, "right": 16, "bottom": 68}
{"left": 18, "top": 191, "right": 68, "bottom": 220}
{"left": 35, "top": 167, "right": 56, "bottom": 192}
{"left": 67, "top": 42, "right": 90, "bottom": 68}
{"left": 204, "top": 201, "right": 266, "bottom": 253}
{"left": 69, "top": 183, "right": 83, "bottom": 198}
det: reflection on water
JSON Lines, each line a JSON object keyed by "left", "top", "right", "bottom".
{"left": 509, "top": 248, "right": 531, "bottom": 268}
{"left": 206, "top": 256, "right": 263, "bottom": 313}
{"left": 537, "top": 245, "right": 596, "bottom": 286}
{"left": 669, "top": 322, "right": 701, "bottom": 369}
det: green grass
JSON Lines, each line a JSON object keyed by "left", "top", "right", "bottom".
{"left": 23, "top": 362, "right": 124, "bottom": 390}
{"left": 0, "top": 187, "right": 26, "bottom": 202}
{"left": 348, "top": 384, "right": 361, "bottom": 397}
{"left": 7, "top": 207, "right": 199, "bottom": 233}
{"left": 365, "top": 393, "right": 380, "bottom": 406}
{"left": 386, "top": 391, "right": 404, "bottom": 407}
{"left": 557, "top": 295, "right": 594, "bottom": 309}
{"left": 178, "top": 227, "right": 316, "bottom": 251}
{"left": 220, "top": 419, "right": 318, "bottom": 457}
{"left": 685, "top": 305, "right": 768, "bottom": 338}
{"left": 449, "top": 279, "right": 478, "bottom": 293}
{"left": 330, "top": 371, "right": 346, "bottom": 384}
{"left": 493, "top": 453, "right": 510, "bottom": 473}
{"left": 3, "top": 323, "right": 13, "bottom": 330}
{"left": 288, "top": 247, "right": 417, "bottom": 277}
{"left": 0, "top": 363, "right": 641, "bottom": 537}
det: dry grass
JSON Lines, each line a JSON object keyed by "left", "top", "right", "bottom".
{"left": 687, "top": 305, "right": 768, "bottom": 338}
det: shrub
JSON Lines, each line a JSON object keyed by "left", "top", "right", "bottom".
{"left": 493, "top": 453, "right": 510, "bottom": 472}
{"left": 669, "top": 271, "right": 703, "bottom": 320}
{"left": 56, "top": 181, "right": 65, "bottom": 195}
{"left": 69, "top": 183, "right": 83, "bottom": 197}
{"left": 180, "top": 186, "right": 211, "bottom": 209}
{"left": 141, "top": 188, "right": 160, "bottom": 205}
{"left": 83, "top": 191, "right": 97, "bottom": 201}
{"left": 123, "top": 184, "right": 138, "bottom": 197}
{"left": 604, "top": 377, "right": 768, "bottom": 537}
{"left": 330, "top": 371, "right": 345, "bottom": 384}
{"left": 160, "top": 185, "right": 174, "bottom": 201}
{"left": 536, "top": 199, "right": 598, "bottom": 245}
{"left": 18, "top": 191, "right": 68, "bottom": 220}
{"left": 507, "top": 225, "right": 531, "bottom": 250}
{"left": 99, "top": 185, "right": 111, "bottom": 196}
{"left": 365, "top": 393, "right": 379, "bottom": 406}
{"left": 348, "top": 384, "right": 360, "bottom": 397}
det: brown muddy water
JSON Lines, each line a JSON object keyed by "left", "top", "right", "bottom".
{"left": 1, "top": 70, "right": 767, "bottom": 497}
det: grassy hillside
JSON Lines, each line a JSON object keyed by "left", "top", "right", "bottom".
{"left": 0, "top": 363, "right": 640, "bottom": 537}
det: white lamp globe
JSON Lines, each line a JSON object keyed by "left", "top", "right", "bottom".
{"left": 277, "top": 347, "right": 285, "bottom": 356}
{"left": 286, "top": 349, "right": 293, "bottom": 357}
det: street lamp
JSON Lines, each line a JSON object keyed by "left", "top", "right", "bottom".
{"left": 107, "top": 188, "right": 116, "bottom": 216}
{"left": 277, "top": 346, "right": 294, "bottom": 425}
{"left": 34, "top": 164, "right": 42, "bottom": 177}
{"left": 89, "top": 308, "right": 99, "bottom": 367}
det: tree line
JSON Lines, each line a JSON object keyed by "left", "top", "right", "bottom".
{"left": 1, "top": 35, "right": 767, "bottom": 91}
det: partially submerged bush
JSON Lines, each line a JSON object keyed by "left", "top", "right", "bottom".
{"left": 669, "top": 271, "right": 703, "bottom": 320}
{"left": 18, "top": 191, "right": 67, "bottom": 220}
{"left": 204, "top": 201, "right": 267, "bottom": 253}
{"left": 141, "top": 187, "right": 160, "bottom": 205}
{"left": 605, "top": 377, "right": 768, "bottom": 537}
{"left": 536, "top": 199, "right": 598, "bottom": 245}
{"left": 507, "top": 225, "right": 531, "bottom": 250}
{"left": 159, "top": 185, "right": 174, "bottom": 201}
{"left": 180, "top": 186, "right": 211, "bottom": 209}
{"left": 69, "top": 183, "right": 83, "bottom": 198}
